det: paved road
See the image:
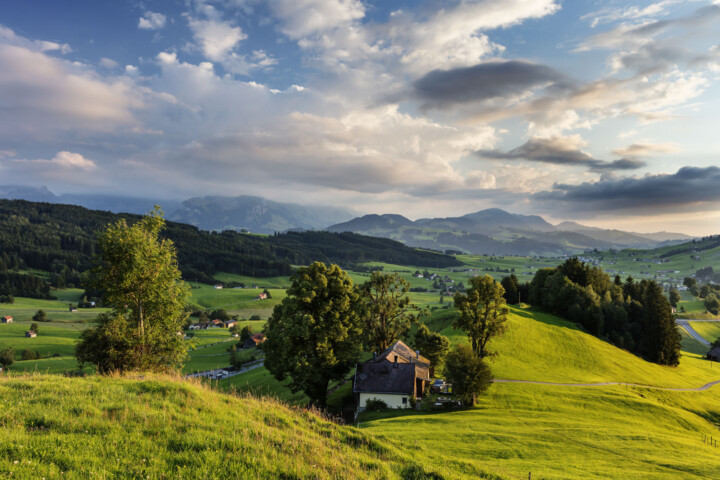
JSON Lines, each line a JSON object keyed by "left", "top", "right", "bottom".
{"left": 186, "top": 360, "right": 263, "bottom": 379}
{"left": 493, "top": 379, "right": 720, "bottom": 392}
{"left": 676, "top": 320, "right": 711, "bottom": 346}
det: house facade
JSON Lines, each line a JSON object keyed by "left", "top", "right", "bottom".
{"left": 1, "top": 316, "right": 12, "bottom": 323}
{"left": 353, "top": 340, "right": 431, "bottom": 410}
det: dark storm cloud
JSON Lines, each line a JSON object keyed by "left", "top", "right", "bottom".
{"left": 533, "top": 166, "right": 720, "bottom": 214}
{"left": 412, "top": 60, "right": 571, "bottom": 109}
{"left": 477, "top": 137, "right": 646, "bottom": 172}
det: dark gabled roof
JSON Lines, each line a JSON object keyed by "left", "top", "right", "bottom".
{"left": 354, "top": 362, "right": 416, "bottom": 395}
{"left": 708, "top": 346, "right": 720, "bottom": 357}
{"left": 375, "top": 340, "right": 430, "bottom": 366}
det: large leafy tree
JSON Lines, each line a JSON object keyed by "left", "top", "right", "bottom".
{"left": 360, "top": 271, "right": 423, "bottom": 353}
{"left": 76, "top": 207, "right": 189, "bottom": 373}
{"left": 443, "top": 344, "right": 493, "bottom": 405}
{"left": 263, "top": 262, "right": 364, "bottom": 408}
{"left": 453, "top": 275, "right": 508, "bottom": 358}
{"left": 0, "top": 347, "right": 14, "bottom": 372}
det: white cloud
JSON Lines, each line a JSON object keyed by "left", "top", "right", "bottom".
{"left": 138, "top": 12, "right": 167, "bottom": 30}
{"left": 99, "top": 57, "right": 118, "bottom": 69}
{"left": 187, "top": 17, "right": 246, "bottom": 60}
{"left": 268, "top": 0, "right": 365, "bottom": 39}
{"left": 49, "top": 151, "right": 97, "bottom": 170}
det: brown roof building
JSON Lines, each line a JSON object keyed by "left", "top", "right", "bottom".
{"left": 707, "top": 346, "right": 720, "bottom": 362}
{"left": 244, "top": 333, "right": 266, "bottom": 349}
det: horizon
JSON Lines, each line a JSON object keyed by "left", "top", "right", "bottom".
{"left": 1, "top": 1, "right": 720, "bottom": 236}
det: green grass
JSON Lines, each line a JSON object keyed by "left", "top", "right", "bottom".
{"left": 0, "top": 323, "right": 83, "bottom": 359}
{"left": 219, "top": 366, "right": 310, "bottom": 405}
{"left": 188, "top": 284, "right": 285, "bottom": 316}
{"left": 0, "top": 374, "right": 446, "bottom": 479}
{"left": 688, "top": 321, "right": 720, "bottom": 344}
{"left": 0, "top": 290, "right": 107, "bottom": 323}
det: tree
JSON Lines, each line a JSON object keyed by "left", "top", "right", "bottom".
{"left": 263, "top": 262, "right": 364, "bottom": 408}
{"left": 0, "top": 347, "right": 14, "bottom": 371}
{"left": 453, "top": 275, "right": 508, "bottom": 358}
{"left": 76, "top": 207, "right": 190, "bottom": 373}
{"left": 443, "top": 344, "right": 493, "bottom": 405}
{"left": 32, "top": 309, "right": 47, "bottom": 323}
{"left": 704, "top": 294, "right": 720, "bottom": 315}
{"left": 359, "top": 271, "right": 424, "bottom": 353}
{"left": 641, "top": 281, "right": 681, "bottom": 366}
{"left": 239, "top": 325, "right": 254, "bottom": 342}
{"left": 500, "top": 274, "right": 519, "bottom": 304}
{"left": 30, "top": 323, "right": 39, "bottom": 334}
{"left": 210, "top": 309, "right": 231, "bottom": 322}
{"left": 668, "top": 288, "right": 681, "bottom": 308}
{"left": 413, "top": 323, "right": 450, "bottom": 375}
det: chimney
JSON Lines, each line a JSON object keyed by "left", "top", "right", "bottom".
{"left": 394, "top": 355, "right": 398, "bottom": 368}
{"left": 415, "top": 350, "right": 420, "bottom": 359}
{"left": 373, "top": 352, "right": 377, "bottom": 361}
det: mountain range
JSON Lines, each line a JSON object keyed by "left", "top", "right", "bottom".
{"left": 0, "top": 185, "right": 693, "bottom": 255}
{"left": 327, "top": 210, "right": 693, "bottom": 256}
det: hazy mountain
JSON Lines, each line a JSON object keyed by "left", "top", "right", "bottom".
{"left": 0, "top": 185, "right": 56, "bottom": 202}
{"left": 555, "top": 221, "right": 692, "bottom": 247}
{"left": 327, "top": 208, "right": 693, "bottom": 255}
{"left": 169, "top": 195, "right": 357, "bottom": 234}
{"left": 0, "top": 185, "right": 180, "bottom": 215}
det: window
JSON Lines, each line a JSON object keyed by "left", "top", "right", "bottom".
{"left": 402, "top": 397, "right": 407, "bottom": 405}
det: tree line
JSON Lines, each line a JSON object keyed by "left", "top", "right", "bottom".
{"left": 508, "top": 258, "right": 681, "bottom": 366}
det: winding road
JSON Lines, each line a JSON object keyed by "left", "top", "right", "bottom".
{"left": 676, "top": 318, "right": 720, "bottom": 347}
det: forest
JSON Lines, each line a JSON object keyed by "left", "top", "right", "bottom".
{"left": 0, "top": 199, "right": 460, "bottom": 298}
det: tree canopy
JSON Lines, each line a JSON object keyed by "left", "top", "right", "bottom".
{"left": 453, "top": 275, "right": 508, "bottom": 358}
{"left": 263, "top": 262, "right": 364, "bottom": 408}
{"left": 76, "top": 207, "right": 189, "bottom": 373}
{"left": 443, "top": 343, "right": 493, "bottom": 405}
{"left": 360, "top": 271, "right": 424, "bottom": 353}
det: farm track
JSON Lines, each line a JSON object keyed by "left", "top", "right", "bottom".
{"left": 493, "top": 378, "right": 720, "bottom": 392}
{"left": 676, "top": 319, "right": 717, "bottom": 346}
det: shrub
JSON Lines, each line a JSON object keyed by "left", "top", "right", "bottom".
{"left": 364, "top": 398, "right": 388, "bottom": 411}
{"left": 21, "top": 349, "right": 38, "bottom": 361}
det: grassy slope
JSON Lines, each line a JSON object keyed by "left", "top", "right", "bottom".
{"left": 359, "top": 306, "right": 720, "bottom": 479}
{"left": 0, "top": 374, "right": 453, "bottom": 480}
{"left": 688, "top": 321, "right": 720, "bottom": 344}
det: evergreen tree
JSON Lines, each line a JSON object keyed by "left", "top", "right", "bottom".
{"left": 641, "top": 281, "right": 681, "bottom": 366}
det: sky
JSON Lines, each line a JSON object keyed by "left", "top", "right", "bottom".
{"left": 0, "top": 0, "right": 719, "bottom": 235}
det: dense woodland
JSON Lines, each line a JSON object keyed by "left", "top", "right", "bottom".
{"left": 520, "top": 258, "right": 681, "bottom": 365}
{"left": 0, "top": 200, "right": 460, "bottom": 297}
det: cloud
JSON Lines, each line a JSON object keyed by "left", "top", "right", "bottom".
{"left": 478, "top": 136, "right": 647, "bottom": 172}
{"left": 0, "top": 24, "right": 71, "bottom": 54}
{"left": 267, "top": 0, "right": 365, "bottom": 39}
{"left": 612, "top": 143, "right": 678, "bottom": 157}
{"left": 412, "top": 61, "right": 570, "bottom": 110}
{"left": 582, "top": 0, "right": 690, "bottom": 28}
{"left": 0, "top": 151, "right": 100, "bottom": 187}
{"left": 187, "top": 16, "right": 246, "bottom": 61}
{"left": 534, "top": 166, "right": 720, "bottom": 214}
{"left": 138, "top": 12, "right": 167, "bottom": 30}
{"left": 0, "top": 41, "right": 144, "bottom": 138}
{"left": 99, "top": 57, "right": 118, "bottom": 69}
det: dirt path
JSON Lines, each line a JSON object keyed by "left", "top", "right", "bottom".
{"left": 493, "top": 378, "right": 720, "bottom": 392}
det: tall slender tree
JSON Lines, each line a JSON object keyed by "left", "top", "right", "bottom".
{"left": 453, "top": 275, "right": 508, "bottom": 358}
{"left": 360, "top": 271, "right": 424, "bottom": 353}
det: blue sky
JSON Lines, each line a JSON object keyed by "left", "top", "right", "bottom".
{"left": 1, "top": 0, "right": 719, "bottom": 234}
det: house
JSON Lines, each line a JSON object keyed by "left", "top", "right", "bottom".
{"left": 25, "top": 331, "right": 37, "bottom": 338}
{"left": 243, "top": 333, "right": 266, "bottom": 349}
{"left": 188, "top": 323, "right": 204, "bottom": 330}
{"left": 213, "top": 285, "right": 223, "bottom": 290}
{"left": 210, "top": 319, "right": 222, "bottom": 327}
{"left": 1, "top": 316, "right": 12, "bottom": 323}
{"left": 671, "top": 306, "right": 677, "bottom": 314}
{"left": 256, "top": 293, "right": 267, "bottom": 301}
{"left": 223, "top": 320, "right": 236, "bottom": 328}
{"left": 353, "top": 340, "right": 431, "bottom": 410}
{"left": 69, "top": 306, "right": 78, "bottom": 313}
{"left": 708, "top": 346, "right": 720, "bottom": 362}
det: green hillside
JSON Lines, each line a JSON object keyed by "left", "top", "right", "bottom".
{"left": 0, "top": 374, "right": 455, "bottom": 480}
{"left": 358, "top": 306, "right": 720, "bottom": 479}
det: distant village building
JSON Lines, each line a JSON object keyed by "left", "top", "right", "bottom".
{"left": 223, "top": 320, "right": 236, "bottom": 328}
{"left": 353, "top": 340, "right": 431, "bottom": 410}
{"left": 244, "top": 333, "right": 266, "bottom": 349}
{"left": 211, "top": 319, "right": 222, "bottom": 327}
{"left": 213, "top": 285, "right": 223, "bottom": 290}
{"left": 25, "top": 331, "right": 37, "bottom": 338}
{"left": 256, "top": 293, "right": 267, "bottom": 301}
{"left": 69, "top": 306, "right": 78, "bottom": 313}
{"left": 1, "top": 316, "right": 13, "bottom": 323}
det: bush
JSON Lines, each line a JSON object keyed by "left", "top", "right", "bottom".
{"left": 21, "top": 349, "right": 38, "bottom": 361}
{"left": 364, "top": 398, "right": 388, "bottom": 411}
